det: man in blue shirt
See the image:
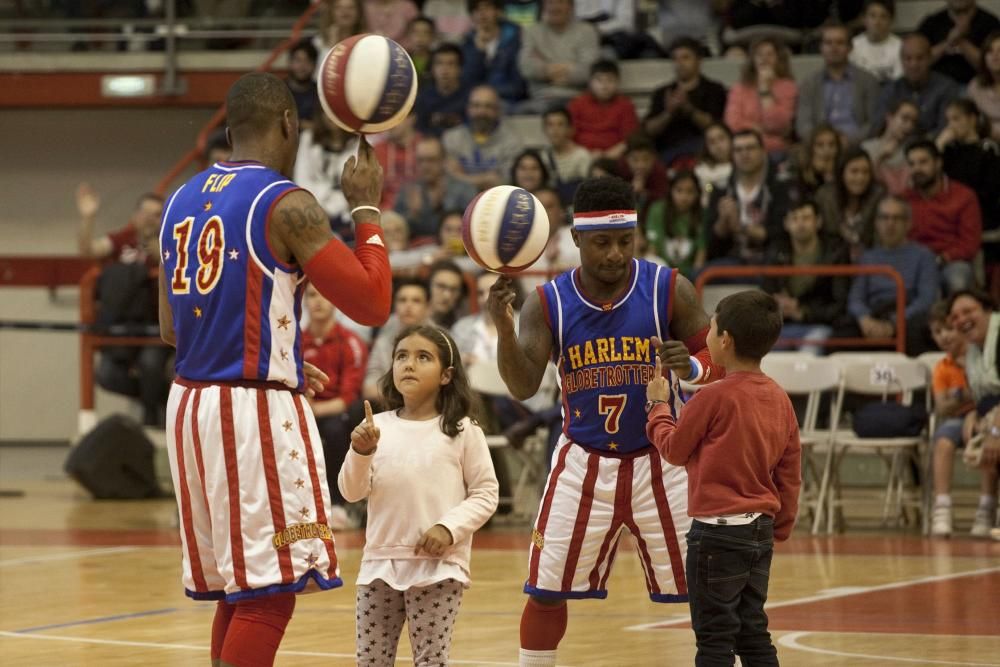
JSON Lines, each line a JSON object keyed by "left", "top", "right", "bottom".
{"left": 876, "top": 33, "right": 961, "bottom": 135}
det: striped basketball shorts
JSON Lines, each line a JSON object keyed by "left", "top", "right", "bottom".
{"left": 524, "top": 437, "right": 690, "bottom": 602}
{"left": 166, "top": 379, "right": 342, "bottom": 603}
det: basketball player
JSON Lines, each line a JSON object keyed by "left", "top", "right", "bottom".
{"left": 486, "top": 177, "right": 723, "bottom": 667}
{"left": 158, "top": 72, "right": 392, "bottom": 667}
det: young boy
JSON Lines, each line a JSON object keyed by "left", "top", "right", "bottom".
{"left": 849, "top": 0, "right": 902, "bottom": 84}
{"left": 646, "top": 290, "right": 800, "bottom": 665}
{"left": 566, "top": 59, "right": 639, "bottom": 159}
{"left": 927, "top": 301, "right": 979, "bottom": 537}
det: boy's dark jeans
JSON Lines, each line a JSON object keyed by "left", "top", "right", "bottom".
{"left": 685, "top": 515, "right": 779, "bottom": 666}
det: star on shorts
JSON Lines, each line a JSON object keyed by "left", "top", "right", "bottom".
{"left": 277, "top": 315, "right": 291, "bottom": 330}
{"left": 295, "top": 478, "right": 305, "bottom": 489}
{"left": 300, "top": 507, "right": 311, "bottom": 519}
{"left": 289, "top": 449, "right": 300, "bottom": 461}
{"left": 305, "top": 553, "right": 318, "bottom": 568}
{"left": 282, "top": 420, "right": 293, "bottom": 432}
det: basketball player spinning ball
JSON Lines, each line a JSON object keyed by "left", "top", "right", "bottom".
{"left": 158, "top": 72, "right": 392, "bottom": 666}
{"left": 486, "top": 176, "right": 724, "bottom": 667}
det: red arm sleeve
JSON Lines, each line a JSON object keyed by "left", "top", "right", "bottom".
{"left": 772, "top": 419, "right": 802, "bottom": 541}
{"left": 684, "top": 327, "right": 726, "bottom": 385}
{"left": 303, "top": 223, "right": 392, "bottom": 327}
{"left": 645, "top": 397, "right": 710, "bottom": 466}
{"left": 338, "top": 330, "right": 368, "bottom": 404}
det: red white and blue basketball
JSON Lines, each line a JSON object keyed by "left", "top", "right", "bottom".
{"left": 462, "top": 186, "right": 550, "bottom": 275}
{"left": 316, "top": 34, "right": 418, "bottom": 134}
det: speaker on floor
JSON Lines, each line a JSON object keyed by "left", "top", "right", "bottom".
{"left": 65, "top": 414, "right": 164, "bottom": 499}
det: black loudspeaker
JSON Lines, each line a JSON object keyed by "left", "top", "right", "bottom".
{"left": 65, "top": 414, "right": 163, "bottom": 499}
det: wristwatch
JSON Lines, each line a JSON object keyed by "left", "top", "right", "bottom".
{"left": 645, "top": 399, "right": 666, "bottom": 415}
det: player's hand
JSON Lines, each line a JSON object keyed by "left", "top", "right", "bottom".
{"left": 486, "top": 275, "right": 517, "bottom": 333}
{"left": 350, "top": 400, "right": 380, "bottom": 455}
{"left": 342, "top": 134, "right": 384, "bottom": 211}
{"left": 647, "top": 355, "right": 670, "bottom": 402}
{"left": 76, "top": 183, "right": 100, "bottom": 219}
{"left": 415, "top": 524, "right": 454, "bottom": 557}
{"left": 302, "top": 362, "right": 330, "bottom": 399}
{"left": 651, "top": 336, "right": 693, "bottom": 380}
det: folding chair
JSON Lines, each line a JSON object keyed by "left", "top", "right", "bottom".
{"left": 760, "top": 353, "right": 842, "bottom": 534}
{"left": 815, "top": 357, "right": 930, "bottom": 533}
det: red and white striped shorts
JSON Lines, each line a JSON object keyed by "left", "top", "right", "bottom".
{"left": 524, "top": 437, "right": 690, "bottom": 602}
{"left": 166, "top": 379, "right": 342, "bottom": 603}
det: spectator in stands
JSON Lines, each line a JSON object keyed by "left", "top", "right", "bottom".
{"left": 643, "top": 37, "right": 728, "bottom": 166}
{"left": 510, "top": 149, "right": 551, "bottom": 193}
{"left": 518, "top": 0, "right": 601, "bottom": 112}
{"left": 203, "top": 128, "right": 231, "bottom": 165}
{"left": 797, "top": 23, "right": 881, "bottom": 145}
{"left": 937, "top": 96, "right": 1000, "bottom": 242}
{"left": 694, "top": 122, "right": 733, "bottom": 208}
{"left": 453, "top": 271, "right": 510, "bottom": 367}
{"left": 302, "top": 284, "right": 368, "bottom": 529}
{"left": 424, "top": 0, "right": 473, "bottom": 42}
{"left": 763, "top": 199, "right": 851, "bottom": 354}
{"left": 444, "top": 84, "right": 524, "bottom": 190}
{"left": 926, "top": 300, "right": 979, "bottom": 537}
{"left": 948, "top": 289, "right": 1000, "bottom": 535}
{"left": 850, "top": 0, "right": 903, "bottom": 84}
{"left": 791, "top": 123, "right": 842, "bottom": 202}
{"left": 575, "top": 0, "right": 663, "bottom": 59}
{"left": 539, "top": 108, "right": 591, "bottom": 203}
{"left": 644, "top": 170, "right": 706, "bottom": 277}
{"left": 395, "top": 135, "right": 478, "bottom": 240}
{"left": 313, "top": 0, "right": 366, "bottom": 59}
{"left": 519, "top": 185, "right": 581, "bottom": 292}
{"left": 620, "top": 132, "right": 669, "bottom": 227}
{"left": 76, "top": 184, "right": 170, "bottom": 427}
{"left": 404, "top": 15, "right": 437, "bottom": 77}
{"left": 862, "top": 99, "right": 921, "bottom": 195}
{"left": 461, "top": 0, "right": 527, "bottom": 108}
{"left": 427, "top": 258, "right": 469, "bottom": 330}
{"left": 294, "top": 108, "right": 358, "bottom": 237}
{"left": 815, "top": 147, "right": 886, "bottom": 260}
{"left": 365, "top": 0, "right": 420, "bottom": 43}
{"left": 845, "top": 195, "right": 940, "bottom": 355}
{"left": 904, "top": 139, "right": 982, "bottom": 294}
{"left": 375, "top": 111, "right": 421, "bottom": 209}
{"left": 414, "top": 43, "right": 469, "bottom": 137}
{"left": 704, "top": 129, "right": 791, "bottom": 269}
{"left": 877, "top": 33, "right": 961, "bottom": 135}
{"left": 967, "top": 30, "right": 1000, "bottom": 141}
{"left": 286, "top": 38, "right": 320, "bottom": 133}
{"left": 567, "top": 60, "right": 639, "bottom": 159}
{"left": 362, "top": 278, "right": 432, "bottom": 402}
{"left": 381, "top": 210, "right": 411, "bottom": 253}
{"left": 588, "top": 156, "right": 621, "bottom": 178}
{"left": 919, "top": 0, "right": 1000, "bottom": 85}
{"left": 724, "top": 37, "right": 799, "bottom": 156}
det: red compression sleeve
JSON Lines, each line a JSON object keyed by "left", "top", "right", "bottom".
{"left": 520, "top": 598, "right": 567, "bottom": 650}
{"left": 219, "top": 593, "right": 296, "bottom": 667}
{"left": 684, "top": 327, "right": 725, "bottom": 384}
{"left": 303, "top": 223, "right": 391, "bottom": 326}
{"left": 211, "top": 600, "right": 235, "bottom": 661}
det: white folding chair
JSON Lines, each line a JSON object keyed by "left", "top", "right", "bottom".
{"left": 816, "top": 357, "right": 930, "bottom": 533}
{"left": 760, "top": 353, "right": 842, "bottom": 533}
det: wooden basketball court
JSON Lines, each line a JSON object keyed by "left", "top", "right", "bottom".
{"left": 1, "top": 477, "right": 998, "bottom": 666}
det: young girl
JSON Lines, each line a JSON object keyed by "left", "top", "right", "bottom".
{"left": 694, "top": 122, "right": 732, "bottom": 209}
{"left": 644, "top": 170, "right": 706, "bottom": 277}
{"left": 339, "top": 325, "right": 499, "bottom": 667}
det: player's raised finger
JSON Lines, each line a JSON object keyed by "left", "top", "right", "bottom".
{"left": 364, "top": 400, "right": 374, "bottom": 426}
{"left": 654, "top": 354, "right": 663, "bottom": 378}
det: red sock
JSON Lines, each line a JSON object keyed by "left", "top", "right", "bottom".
{"left": 219, "top": 593, "right": 296, "bottom": 667}
{"left": 520, "top": 598, "right": 568, "bottom": 650}
{"left": 211, "top": 600, "right": 236, "bottom": 661}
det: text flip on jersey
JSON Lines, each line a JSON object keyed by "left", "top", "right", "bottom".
{"left": 160, "top": 161, "right": 306, "bottom": 390}
{"left": 539, "top": 259, "right": 685, "bottom": 454}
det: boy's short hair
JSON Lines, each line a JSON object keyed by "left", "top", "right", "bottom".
{"left": 905, "top": 138, "right": 940, "bottom": 161}
{"left": 715, "top": 291, "right": 783, "bottom": 361}
{"left": 590, "top": 59, "right": 620, "bottom": 78}
{"left": 393, "top": 276, "right": 429, "bottom": 301}
{"left": 864, "top": 0, "right": 895, "bottom": 17}
{"left": 467, "top": 0, "right": 503, "bottom": 12}
{"left": 787, "top": 198, "right": 820, "bottom": 218}
{"left": 543, "top": 107, "right": 572, "bottom": 125}
{"left": 408, "top": 15, "right": 435, "bottom": 32}
{"left": 289, "top": 37, "right": 318, "bottom": 63}
{"left": 929, "top": 300, "right": 952, "bottom": 327}
{"left": 668, "top": 36, "right": 703, "bottom": 58}
{"left": 430, "top": 43, "right": 463, "bottom": 68}
{"left": 625, "top": 131, "right": 656, "bottom": 155}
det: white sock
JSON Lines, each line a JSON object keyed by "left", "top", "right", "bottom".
{"left": 519, "top": 648, "right": 557, "bottom": 667}
{"left": 935, "top": 494, "right": 952, "bottom": 508}
{"left": 978, "top": 495, "right": 997, "bottom": 509}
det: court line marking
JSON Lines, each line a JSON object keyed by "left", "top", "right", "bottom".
{"left": 624, "top": 565, "right": 1000, "bottom": 631}
{"left": 777, "top": 631, "right": 1000, "bottom": 666}
{"left": 0, "top": 631, "right": 575, "bottom": 666}
{"left": 13, "top": 608, "right": 178, "bottom": 634}
{"left": 0, "top": 546, "right": 138, "bottom": 567}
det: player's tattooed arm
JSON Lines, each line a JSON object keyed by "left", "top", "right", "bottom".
{"left": 494, "top": 286, "right": 552, "bottom": 400}
{"left": 270, "top": 190, "right": 336, "bottom": 266}
{"left": 668, "top": 273, "right": 711, "bottom": 342}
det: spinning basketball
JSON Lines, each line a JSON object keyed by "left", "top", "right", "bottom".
{"left": 462, "top": 185, "right": 550, "bottom": 275}
{"left": 317, "top": 34, "right": 418, "bottom": 133}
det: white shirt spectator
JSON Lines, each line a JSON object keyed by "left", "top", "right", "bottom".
{"left": 850, "top": 32, "right": 903, "bottom": 83}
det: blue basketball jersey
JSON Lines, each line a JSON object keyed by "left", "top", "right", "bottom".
{"left": 539, "top": 259, "right": 685, "bottom": 454}
{"left": 159, "top": 161, "right": 306, "bottom": 390}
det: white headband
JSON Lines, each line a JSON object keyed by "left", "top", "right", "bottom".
{"left": 573, "top": 209, "right": 639, "bottom": 231}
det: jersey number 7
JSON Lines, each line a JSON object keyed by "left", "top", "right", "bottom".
{"left": 598, "top": 394, "right": 627, "bottom": 434}
{"left": 171, "top": 216, "right": 226, "bottom": 295}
